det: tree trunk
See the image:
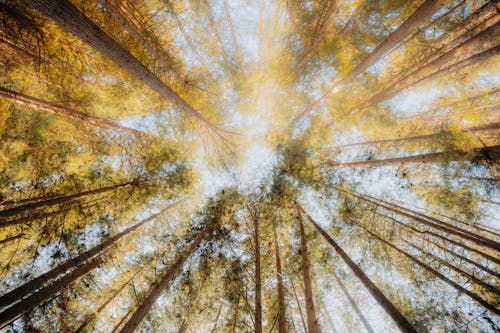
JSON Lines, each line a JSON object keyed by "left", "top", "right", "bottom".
{"left": 331, "top": 269, "right": 375, "bottom": 333}
{"left": 295, "top": 0, "right": 448, "bottom": 121}
{"left": 119, "top": 222, "right": 214, "bottom": 333}
{"left": 202, "top": 0, "right": 232, "bottom": 67}
{"left": 325, "top": 145, "right": 500, "bottom": 170}
{"left": 274, "top": 231, "right": 287, "bottom": 333}
{"left": 350, "top": 218, "right": 500, "bottom": 316}
{"left": 211, "top": 303, "right": 223, "bottom": 333}
{"left": 0, "top": 181, "right": 137, "bottom": 220}
{"left": 300, "top": 206, "right": 417, "bottom": 333}
{"left": 178, "top": 319, "right": 189, "bottom": 333}
{"left": 329, "top": 122, "right": 500, "bottom": 150}
{"left": 231, "top": 297, "right": 240, "bottom": 333}
{"left": 97, "top": 0, "right": 185, "bottom": 86}
{"left": 288, "top": 270, "right": 308, "bottom": 333}
{"left": 350, "top": 190, "right": 500, "bottom": 252}
{"left": 0, "top": 204, "right": 174, "bottom": 309}
{"left": 25, "top": 0, "right": 212, "bottom": 127}
{"left": 223, "top": 0, "right": 241, "bottom": 65}
{"left": 350, "top": 24, "right": 500, "bottom": 114}
{"left": 253, "top": 215, "right": 263, "bottom": 333}
{"left": 404, "top": 239, "right": 500, "bottom": 295}
{"left": 297, "top": 206, "right": 321, "bottom": 333}
{"left": 0, "top": 86, "right": 147, "bottom": 138}
{"left": 0, "top": 256, "right": 103, "bottom": 328}
{"left": 74, "top": 267, "right": 143, "bottom": 333}
{"left": 163, "top": 0, "right": 208, "bottom": 70}
{"left": 1, "top": 206, "right": 73, "bottom": 229}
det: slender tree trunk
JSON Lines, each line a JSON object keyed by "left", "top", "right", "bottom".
{"left": 112, "top": 307, "right": 133, "bottom": 333}
{"left": 299, "top": 206, "right": 417, "bottom": 333}
{"left": 163, "top": 0, "right": 208, "bottom": 70}
{"left": 404, "top": 240, "right": 500, "bottom": 295}
{"left": 297, "top": 206, "right": 321, "bottom": 333}
{"left": 211, "top": 303, "right": 223, "bottom": 333}
{"left": 350, "top": 190, "right": 500, "bottom": 252}
{"left": 0, "top": 256, "right": 103, "bottom": 328}
{"left": 97, "top": 0, "right": 185, "bottom": 86}
{"left": 350, "top": 218, "right": 500, "bottom": 316}
{"left": 119, "top": 222, "right": 214, "bottom": 333}
{"left": 25, "top": 0, "right": 212, "bottom": 127}
{"left": 0, "top": 87, "right": 147, "bottom": 138}
{"left": 222, "top": 0, "right": 241, "bottom": 65}
{"left": 0, "top": 181, "right": 138, "bottom": 220}
{"left": 325, "top": 145, "right": 500, "bottom": 170}
{"left": 295, "top": 0, "right": 448, "bottom": 120}
{"left": 253, "top": 215, "right": 263, "bottom": 333}
{"left": 288, "top": 271, "right": 308, "bottom": 333}
{"left": 0, "top": 204, "right": 174, "bottom": 309}
{"left": 178, "top": 319, "right": 189, "bottom": 333}
{"left": 274, "top": 231, "right": 287, "bottom": 333}
{"left": 331, "top": 269, "right": 375, "bottom": 333}
{"left": 74, "top": 268, "right": 143, "bottom": 333}
{"left": 1, "top": 206, "right": 73, "bottom": 229}
{"left": 329, "top": 122, "right": 500, "bottom": 150}
{"left": 350, "top": 24, "right": 500, "bottom": 114}
{"left": 231, "top": 297, "right": 240, "bottom": 333}
{"left": 202, "top": 0, "right": 232, "bottom": 67}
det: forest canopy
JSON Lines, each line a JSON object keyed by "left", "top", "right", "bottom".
{"left": 0, "top": 0, "right": 499, "bottom": 332}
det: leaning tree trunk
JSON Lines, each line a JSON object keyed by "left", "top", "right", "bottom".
{"left": 274, "top": 231, "right": 287, "bottom": 333}
{"left": 0, "top": 204, "right": 174, "bottom": 309}
{"left": 350, "top": 24, "right": 500, "bottom": 114}
{"left": 295, "top": 0, "right": 448, "bottom": 121}
{"left": 74, "top": 267, "right": 143, "bottom": 333}
{"left": 299, "top": 206, "right": 418, "bottom": 333}
{"left": 350, "top": 218, "right": 500, "bottom": 316}
{"left": 0, "top": 180, "right": 138, "bottom": 220}
{"left": 297, "top": 206, "right": 321, "bottom": 333}
{"left": 119, "top": 222, "right": 214, "bottom": 333}
{"left": 0, "top": 86, "right": 147, "bottom": 138}
{"left": 0, "top": 256, "right": 103, "bottom": 328}
{"left": 331, "top": 269, "right": 375, "bottom": 333}
{"left": 25, "top": 0, "right": 212, "bottom": 127}
{"left": 325, "top": 145, "right": 500, "bottom": 171}
{"left": 253, "top": 215, "right": 263, "bottom": 333}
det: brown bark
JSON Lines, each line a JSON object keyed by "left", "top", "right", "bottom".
{"left": 325, "top": 145, "right": 500, "bottom": 170}
{"left": 274, "top": 231, "right": 287, "bottom": 333}
{"left": 288, "top": 271, "right": 308, "bottom": 333}
{"left": 223, "top": 0, "right": 242, "bottom": 65}
{"left": 0, "top": 204, "right": 174, "bottom": 309}
{"left": 0, "top": 256, "right": 103, "bottom": 328}
{"left": 0, "top": 86, "right": 147, "bottom": 138}
{"left": 178, "top": 319, "right": 189, "bottom": 333}
{"left": 350, "top": 218, "right": 500, "bottom": 316}
{"left": 299, "top": 206, "right": 417, "bottom": 333}
{"left": 253, "top": 215, "right": 263, "bottom": 333}
{"left": 25, "top": 0, "right": 212, "bottom": 127}
{"left": 295, "top": 0, "right": 448, "bottom": 121}
{"left": 350, "top": 24, "right": 500, "bottom": 114}
{"left": 163, "top": 0, "right": 208, "bottom": 70}
{"left": 0, "top": 181, "right": 138, "bottom": 220}
{"left": 353, "top": 190, "right": 500, "bottom": 252}
{"left": 297, "top": 206, "right": 321, "bottom": 333}
{"left": 231, "top": 297, "right": 240, "bottom": 333}
{"left": 119, "top": 222, "right": 214, "bottom": 333}
{"left": 331, "top": 269, "right": 375, "bottom": 333}
{"left": 1, "top": 206, "right": 72, "bottom": 229}
{"left": 74, "top": 268, "right": 143, "bottom": 333}
{"left": 97, "top": 0, "right": 185, "bottom": 85}
{"left": 404, "top": 240, "right": 500, "bottom": 295}
{"left": 329, "top": 122, "right": 500, "bottom": 150}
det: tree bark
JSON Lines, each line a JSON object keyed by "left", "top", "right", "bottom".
{"left": 253, "top": 214, "right": 263, "bottom": 333}
{"left": 325, "top": 145, "right": 500, "bottom": 170}
{"left": 331, "top": 269, "right": 375, "bottom": 333}
{"left": 274, "top": 231, "right": 287, "bottom": 333}
{"left": 297, "top": 206, "right": 321, "bottom": 333}
{"left": 0, "top": 86, "right": 147, "bottom": 138}
{"left": 299, "top": 206, "right": 417, "bottom": 333}
{"left": 0, "top": 256, "right": 103, "bottom": 328}
{"left": 295, "top": 0, "right": 448, "bottom": 121}
{"left": 329, "top": 122, "right": 500, "bottom": 150}
{"left": 25, "top": 0, "right": 212, "bottom": 127}
{"left": 349, "top": 218, "right": 500, "bottom": 316}
{"left": 119, "top": 222, "right": 214, "bottom": 333}
{"left": 0, "top": 204, "right": 174, "bottom": 309}
{"left": 0, "top": 181, "right": 138, "bottom": 220}
{"left": 350, "top": 24, "right": 500, "bottom": 114}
